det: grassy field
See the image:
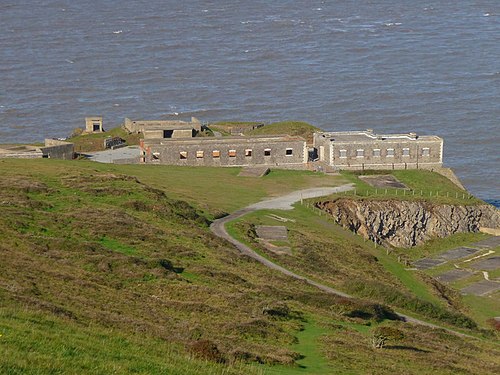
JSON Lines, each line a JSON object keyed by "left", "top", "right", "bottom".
{"left": 0, "top": 159, "right": 499, "bottom": 374}
{"left": 0, "top": 159, "right": 344, "bottom": 214}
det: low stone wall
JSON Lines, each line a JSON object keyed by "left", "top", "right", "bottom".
{"left": 41, "top": 139, "right": 74, "bottom": 160}
{"left": 113, "top": 157, "right": 140, "bottom": 164}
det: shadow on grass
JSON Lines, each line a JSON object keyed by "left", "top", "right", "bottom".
{"left": 385, "top": 345, "right": 431, "bottom": 353}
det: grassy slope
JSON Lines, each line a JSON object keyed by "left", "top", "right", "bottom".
{"left": 69, "top": 127, "right": 142, "bottom": 152}
{"left": 0, "top": 159, "right": 499, "bottom": 374}
{"left": 0, "top": 308, "right": 256, "bottom": 375}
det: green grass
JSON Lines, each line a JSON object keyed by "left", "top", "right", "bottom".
{"left": 246, "top": 121, "right": 320, "bottom": 144}
{"left": 263, "top": 319, "right": 332, "bottom": 375}
{"left": 0, "top": 308, "right": 262, "bottom": 375}
{"left": 461, "top": 294, "right": 500, "bottom": 328}
{"left": 371, "top": 249, "right": 441, "bottom": 304}
{"left": 69, "top": 126, "right": 142, "bottom": 152}
{"left": 336, "top": 170, "right": 483, "bottom": 205}
{"left": 99, "top": 236, "right": 137, "bottom": 255}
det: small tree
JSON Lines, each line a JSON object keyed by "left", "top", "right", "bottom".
{"left": 371, "top": 326, "right": 404, "bottom": 349}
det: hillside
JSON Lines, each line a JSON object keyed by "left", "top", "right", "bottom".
{"left": 0, "top": 159, "right": 499, "bottom": 374}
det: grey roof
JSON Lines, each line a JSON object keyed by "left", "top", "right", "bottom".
{"left": 315, "top": 130, "right": 442, "bottom": 143}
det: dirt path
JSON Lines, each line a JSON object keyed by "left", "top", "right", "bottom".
{"left": 210, "top": 184, "right": 473, "bottom": 337}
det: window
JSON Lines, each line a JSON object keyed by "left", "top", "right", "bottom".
{"left": 228, "top": 149, "right": 236, "bottom": 157}
{"left": 356, "top": 149, "right": 364, "bottom": 158}
{"left": 402, "top": 148, "right": 410, "bottom": 157}
{"left": 212, "top": 150, "right": 220, "bottom": 158}
{"left": 196, "top": 151, "right": 204, "bottom": 158}
{"left": 422, "top": 147, "right": 430, "bottom": 157}
{"left": 264, "top": 148, "right": 271, "bottom": 156}
{"left": 373, "top": 149, "right": 381, "bottom": 157}
{"left": 387, "top": 148, "right": 394, "bottom": 157}
{"left": 285, "top": 148, "right": 293, "bottom": 156}
{"left": 179, "top": 151, "right": 187, "bottom": 160}
{"left": 245, "top": 149, "right": 252, "bottom": 157}
{"left": 339, "top": 149, "right": 347, "bottom": 158}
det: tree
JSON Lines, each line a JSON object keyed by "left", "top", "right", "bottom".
{"left": 371, "top": 326, "right": 404, "bottom": 349}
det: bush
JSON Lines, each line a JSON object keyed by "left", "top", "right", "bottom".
{"left": 189, "top": 339, "right": 225, "bottom": 363}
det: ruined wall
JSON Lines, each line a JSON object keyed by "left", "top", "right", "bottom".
{"left": 142, "top": 137, "right": 307, "bottom": 168}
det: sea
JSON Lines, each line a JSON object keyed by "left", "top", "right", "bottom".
{"left": 0, "top": 1, "right": 498, "bottom": 202}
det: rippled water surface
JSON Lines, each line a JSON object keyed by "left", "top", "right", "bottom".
{"left": 0, "top": 1, "right": 498, "bottom": 199}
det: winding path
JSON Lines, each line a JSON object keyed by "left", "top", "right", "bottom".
{"left": 210, "top": 184, "right": 472, "bottom": 337}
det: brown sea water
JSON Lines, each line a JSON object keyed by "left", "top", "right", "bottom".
{"left": 0, "top": 1, "right": 498, "bottom": 199}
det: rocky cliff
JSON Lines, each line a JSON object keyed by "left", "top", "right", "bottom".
{"left": 316, "top": 199, "right": 500, "bottom": 247}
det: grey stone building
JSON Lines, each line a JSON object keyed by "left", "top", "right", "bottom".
{"left": 85, "top": 116, "right": 104, "bottom": 133}
{"left": 0, "top": 139, "right": 74, "bottom": 160}
{"left": 141, "top": 135, "right": 307, "bottom": 168}
{"left": 313, "top": 130, "right": 443, "bottom": 170}
{"left": 124, "top": 117, "right": 201, "bottom": 138}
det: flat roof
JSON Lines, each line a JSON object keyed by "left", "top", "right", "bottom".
{"left": 315, "top": 131, "right": 442, "bottom": 143}
{"left": 143, "top": 134, "right": 305, "bottom": 145}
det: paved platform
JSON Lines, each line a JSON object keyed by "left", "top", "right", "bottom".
{"left": 413, "top": 258, "right": 447, "bottom": 270}
{"left": 85, "top": 146, "right": 141, "bottom": 163}
{"left": 255, "top": 226, "right": 288, "bottom": 241}
{"left": 470, "top": 256, "right": 500, "bottom": 271}
{"left": 461, "top": 280, "right": 500, "bottom": 296}
{"left": 435, "top": 269, "right": 474, "bottom": 283}
{"left": 472, "top": 237, "right": 500, "bottom": 249}
{"left": 439, "top": 247, "right": 481, "bottom": 260}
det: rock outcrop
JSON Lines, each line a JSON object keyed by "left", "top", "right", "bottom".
{"left": 316, "top": 199, "right": 500, "bottom": 247}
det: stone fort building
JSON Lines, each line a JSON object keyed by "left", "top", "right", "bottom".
{"left": 131, "top": 117, "right": 443, "bottom": 170}
{"left": 313, "top": 130, "right": 443, "bottom": 170}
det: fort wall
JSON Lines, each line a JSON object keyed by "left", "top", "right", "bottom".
{"left": 314, "top": 131, "right": 443, "bottom": 171}
{"left": 142, "top": 136, "right": 307, "bottom": 168}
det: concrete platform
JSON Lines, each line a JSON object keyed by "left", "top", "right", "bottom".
{"left": 86, "top": 146, "right": 141, "bottom": 164}
{"left": 472, "top": 237, "right": 500, "bottom": 249}
{"left": 435, "top": 269, "right": 474, "bottom": 283}
{"left": 461, "top": 280, "right": 500, "bottom": 296}
{"left": 413, "top": 258, "right": 447, "bottom": 270}
{"left": 255, "top": 226, "right": 288, "bottom": 241}
{"left": 470, "top": 256, "right": 500, "bottom": 271}
{"left": 439, "top": 247, "right": 481, "bottom": 260}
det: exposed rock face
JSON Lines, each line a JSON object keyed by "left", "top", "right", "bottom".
{"left": 316, "top": 199, "right": 500, "bottom": 247}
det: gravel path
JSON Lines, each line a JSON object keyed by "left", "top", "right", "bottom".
{"left": 210, "top": 183, "right": 473, "bottom": 337}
